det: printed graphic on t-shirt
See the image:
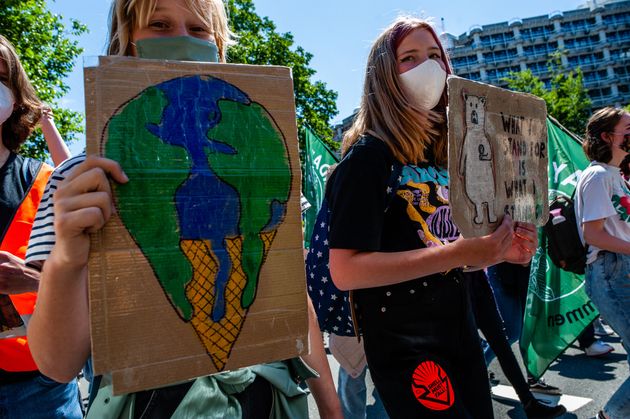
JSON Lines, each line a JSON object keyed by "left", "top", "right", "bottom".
{"left": 411, "top": 360, "right": 455, "bottom": 410}
{"left": 612, "top": 194, "right": 630, "bottom": 221}
{"left": 398, "top": 165, "right": 459, "bottom": 247}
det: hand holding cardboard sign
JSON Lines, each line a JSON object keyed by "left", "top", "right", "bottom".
{"left": 504, "top": 221, "right": 538, "bottom": 265}
{"left": 453, "top": 215, "right": 514, "bottom": 269}
{"left": 52, "top": 156, "right": 128, "bottom": 269}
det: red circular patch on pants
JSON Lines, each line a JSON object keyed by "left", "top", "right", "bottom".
{"left": 411, "top": 360, "right": 455, "bottom": 411}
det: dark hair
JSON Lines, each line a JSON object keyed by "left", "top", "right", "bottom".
{"left": 583, "top": 107, "right": 627, "bottom": 163}
{"left": 0, "top": 35, "right": 42, "bottom": 151}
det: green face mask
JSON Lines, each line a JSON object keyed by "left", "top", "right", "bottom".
{"left": 135, "top": 36, "right": 219, "bottom": 62}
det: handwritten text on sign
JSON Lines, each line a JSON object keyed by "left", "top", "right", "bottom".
{"left": 448, "top": 77, "right": 548, "bottom": 238}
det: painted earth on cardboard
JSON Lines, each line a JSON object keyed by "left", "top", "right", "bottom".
{"left": 104, "top": 75, "right": 291, "bottom": 370}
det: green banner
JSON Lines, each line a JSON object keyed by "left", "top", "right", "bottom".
{"left": 302, "top": 126, "right": 339, "bottom": 246}
{"left": 521, "top": 117, "right": 597, "bottom": 379}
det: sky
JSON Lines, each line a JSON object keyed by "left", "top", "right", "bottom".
{"left": 46, "top": 0, "right": 584, "bottom": 152}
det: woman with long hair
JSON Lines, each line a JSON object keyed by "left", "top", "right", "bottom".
{"left": 327, "top": 16, "right": 537, "bottom": 417}
{"left": 0, "top": 34, "right": 76, "bottom": 419}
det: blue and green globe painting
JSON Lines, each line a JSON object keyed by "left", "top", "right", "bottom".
{"left": 104, "top": 75, "right": 292, "bottom": 370}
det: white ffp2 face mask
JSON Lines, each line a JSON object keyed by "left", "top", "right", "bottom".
{"left": 0, "top": 83, "right": 14, "bottom": 125}
{"left": 399, "top": 59, "right": 447, "bottom": 110}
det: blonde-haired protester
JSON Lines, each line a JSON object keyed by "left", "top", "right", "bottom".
{"left": 25, "top": 0, "right": 341, "bottom": 417}
{"left": 0, "top": 34, "right": 78, "bottom": 419}
{"left": 327, "top": 16, "right": 537, "bottom": 417}
{"left": 575, "top": 107, "right": 630, "bottom": 419}
{"left": 106, "top": 0, "right": 233, "bottom": 60}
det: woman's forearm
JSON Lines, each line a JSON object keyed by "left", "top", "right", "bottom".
{"left": 329, "top": 216, "right": 523, "bottom": 291}
{"left": 585, "top": 227, "right": 630, "bottom": 255}
{"left": 27, "top": 252, "right": 90, "bottom": 382}
{"left": 41, "top": 117, "right": 71, "bottom": 166}
{"left": 330, "top": 243, "right": 471, "bottom": 291}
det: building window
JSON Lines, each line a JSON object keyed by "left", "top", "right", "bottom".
{"left": 523, "top": 42, "right": 559, "bottom": 56}
{"left": 564, "top": 35, "right": 599, "bottom": 49}
{"left": 454, "top": 71, "right": 481, "bottom": 81}
{"left": 561, "top": 18, "right": 596, "bottom": 33}
{"left": 603, "top": 12, "right": 630, "bottom": 26}
{"left": 608, "top": 49, "right": 630, "bottom": 60}
{"left": 614, "top": 66, "right": 630, "bottom": 78}
{"left": 589, "top": 86, "right": 612, "bottom": 98}
{"left": 487, "top": 66, "right": 521, "bottom": 81}
{"left": 479, "top": 32, "right": 515, "bottom": 48}
{"left": 606, "top": 29, "right": 630, "bottom": 42}
{"left": 451, "top": 55, "right": 478, "bottom": 67}
{"left": 567, "top": 52, "right": 604, "bottom": 67}
{"left": 526, "top": 61, "right": 547, "bottom": 75}
{"left": 584, "top": 69, "right": 608, "bottom": 84}
{"left": 482, "top": 48, "right": 517, "bottom": 64}
{"left": 521, "top": 25, "right": 555, "bottom": 42}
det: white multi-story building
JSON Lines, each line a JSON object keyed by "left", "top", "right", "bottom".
{"left": 332, "top": 0, "right": 630, "bottom": 141}
{"left": 444, "top": 0, "right": 630, "bottom": 108}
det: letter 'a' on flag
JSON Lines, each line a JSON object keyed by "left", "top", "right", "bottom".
{"left": 521, "top": 116, "right": 597, "bottom": 379}
{"left": 301, "top": 126, "right": 339, "bottom": 246}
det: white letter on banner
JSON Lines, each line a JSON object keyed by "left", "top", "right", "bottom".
{"left": 553, "top": 162, "right": 567, "bottom": 184}
{"left": 560, "top": 170, "right": 582, "bottom": 187}
{"left": 313, "top": 155, "right": 322, "bottom": 171}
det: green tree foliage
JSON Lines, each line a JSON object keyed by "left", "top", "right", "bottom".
{"left": 503, "top": 53, "right": 592, "bottom": 135}
{"left": 0, "top": 0, "right": 87, "bottom": 160}
{"left": 226, "top": 0, "right": 339, "bottom": 150}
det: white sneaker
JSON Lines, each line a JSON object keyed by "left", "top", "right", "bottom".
{"left": 594, "top": 318, "right": 614, "bottom": 337}
{"left": 585, "top": 340, "right": 614, "bottom": 357}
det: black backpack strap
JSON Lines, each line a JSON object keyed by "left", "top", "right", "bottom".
{"left": 20, "top": 157, "right": 43, "bottom": 188}
{"left": 0, "top": 157, "right": 44, "bottom": 244}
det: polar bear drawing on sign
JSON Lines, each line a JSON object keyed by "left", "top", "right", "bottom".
{"left": 458, "top": 93, "right": 497, "bottom": 225}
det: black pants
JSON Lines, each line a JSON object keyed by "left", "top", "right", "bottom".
{"left": 577, "top": 322, "right": 596, "bottom": 349}
{"left": 357, "top": 273, "right": 493, "bottom": 418}
{"left": 469, "top": 270, "right": 534, "bottom": 405}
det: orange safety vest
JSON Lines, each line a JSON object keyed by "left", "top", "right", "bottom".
{"left": 0, "top": 158, "right": 53, "bottom": 372}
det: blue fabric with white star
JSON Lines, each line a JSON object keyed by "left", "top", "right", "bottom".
{"left": 306, "top": 162, "right": 402, "bottom": 336}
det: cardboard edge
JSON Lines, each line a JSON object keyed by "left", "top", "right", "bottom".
{"left": 446, "top": 76, "right": 550, "bottom": 236}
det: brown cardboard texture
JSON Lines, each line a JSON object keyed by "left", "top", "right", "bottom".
{"left": 447, "top": 77, "right": 549, "bottom": 238}
{"left": 85, "top": 56, "right": 308, "bottom": 394}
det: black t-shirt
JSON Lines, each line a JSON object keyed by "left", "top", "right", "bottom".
{"left": 327, "top": 135, "right": 460, "bottom": 298}
{"left": 0, "top": 153, "right": 34, "bottom": 240}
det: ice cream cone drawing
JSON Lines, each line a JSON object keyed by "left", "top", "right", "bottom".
{"left": 105, "top": 75, "right": 292, "bottom": 371}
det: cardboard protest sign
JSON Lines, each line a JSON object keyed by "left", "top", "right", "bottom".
{"left": 447, "top": 77, "right": 549, "bottom": 237}
{"left": 85, "top": 56, "right": 308, "bottom": 394}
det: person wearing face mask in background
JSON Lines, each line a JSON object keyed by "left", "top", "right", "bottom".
{"left": 0, "top": 34, "right": 78, "bottom": 419}
{"left": 25, "top": 1, "right": 342, "bottom": 418}
{"left": 575, "top": 107, "right": 630, "bottom": 419}
{"left": 326, "top": 16, "right": 538, "bottom": 418}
